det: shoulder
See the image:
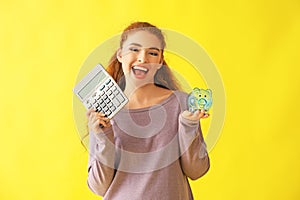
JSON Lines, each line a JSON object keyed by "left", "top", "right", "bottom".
{"left": 171, "top": 90, "right": 189, "bottom": 111}
{"left": 154, "top": 87, "right": 189, "bottom": 111}
{"left": 173, "top": 90, "right": 188, "bottom": 100}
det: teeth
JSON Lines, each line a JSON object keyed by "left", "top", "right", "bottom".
{"left": 133, "top": 66, "right": 148, "bottom": 72}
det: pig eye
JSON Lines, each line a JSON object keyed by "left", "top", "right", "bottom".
{"left": 199, "top": 94, "right": 201, "bottom": 97}
{"left": 204, "top": 95, "right": 207, "bottom": 98}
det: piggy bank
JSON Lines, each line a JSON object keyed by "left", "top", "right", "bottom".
{"left": 187, "top": 88, "right": 212, "bottom": 112}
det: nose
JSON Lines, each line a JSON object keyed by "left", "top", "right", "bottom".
{"left": 137, "top": 50, "right": 147, "bottom": 63}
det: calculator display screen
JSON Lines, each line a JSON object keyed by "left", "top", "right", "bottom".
{"left": 78, "top": 71, "right": 106, "bottom": 99}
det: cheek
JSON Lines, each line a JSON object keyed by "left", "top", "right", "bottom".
{"left": 149, "top": 63, "right": 161, "bottom": 72}
{"left": 121, "top": 51, "right": 135, "bottom": 63}
{"left": 121, "top": 64, "right": 131, "bottom": 73}
{"left": 120, "top": 58, "right": 132, "bottom": 73}
{"left": 148, "top": 55, "right": 162, "bottom": 63}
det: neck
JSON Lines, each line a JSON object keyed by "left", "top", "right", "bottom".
{"left": 123, "top": 81, "right": 173, "bottom": 109}
{"left": 124, "top": 83, "right": 157, "bottom": 100}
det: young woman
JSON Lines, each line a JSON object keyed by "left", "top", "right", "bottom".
{"left": 86, "top": 22, "right": 210, "bottom": 200}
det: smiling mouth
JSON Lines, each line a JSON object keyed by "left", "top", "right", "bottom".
{"left": 132, "top": 66, "right": 149, "bottom": 76}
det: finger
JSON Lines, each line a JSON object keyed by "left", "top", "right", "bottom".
{"left": 97, "top": 118, "right": 110, "bottom": 128}
{"left": 96, "top": 112, "right": 106, "bottom": 117}
{"left": 103, "top": 117, "right": 110, "bottom": 123}
{"left": 98, "top": 118, "right": 106, "bottom": 127}
{"left": 91, "top": 118, "right": 104, "bottom": 130}
{"left": 96, "top": 116, "right": 110, "bottom": 124}
{"left": 182, "top": 110, "right": 193, "bottom": 118}
{"left": 190, "top": 109, "right": 201, "bottom": 117}
{"left": 95, "top": 112, "right": 109, "bottom": 121}
{"left": 89, "top": 111, "right": 94, "bottom": 123}
{"left": 90, "top": 112, "right": 100, "bottom": 124}
{"left": 89, "top": 111, "right": 105, "bottom": 122}
{"left": 189, "top": 110, "right": 200, "bottom": 120}
{"left": 193, "top": 109, "right": 201, "bottom": 116}
{"left": 200, "top": 113, "right": 210, "bottom": 119}
{"left": 86, "top": 109, "right": 96, "bottom": 118}
{"left": 199, "top": 109, "right": 206, "bottom": 118}
{"left": 95, "top": 113, "right": 110, "bottom": 122}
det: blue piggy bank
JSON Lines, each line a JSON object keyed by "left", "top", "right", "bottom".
{"left": 187, "top": 88, "right": 213, "bottom": 112}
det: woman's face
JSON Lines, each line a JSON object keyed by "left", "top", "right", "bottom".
{"left": 117, "top": 30, "right": 163, "bottom": 86}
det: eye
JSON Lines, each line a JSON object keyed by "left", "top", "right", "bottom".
{"left": 149, "top": 52, "right": 159, "bottom": 56}
{"left": 199, "top": 94, "right": 201, "bottom": 97}
{"left": 204, "top": 95, "right": 207, "bottom": 98}
{"left": 129, "top": 47, "right": 139, "bottom": 52}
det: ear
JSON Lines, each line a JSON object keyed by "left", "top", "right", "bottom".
{"left": 160, "top": 57, "right": 164, "bottom": 64}
{"left": 157, "top": 58, "right": 164, "bottom": 69}
{"left": 157, "top": 64, "right": 163, "bottom": 70}
{"left": 207, "top": 89, "right": 212, "bottom": 95}
{"left": 116, "top": 48, "right": 122, "bottom": 63}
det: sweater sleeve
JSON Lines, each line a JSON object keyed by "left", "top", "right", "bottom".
{"left": 178, "top": 114, "right": 210, "bottom": 180}
{"left": 87, "top": 127, "right": 116, "bottom": 196}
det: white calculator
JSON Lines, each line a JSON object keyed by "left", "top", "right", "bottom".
{"left": 73, "top": 63, "right": 128, "bottom": 119}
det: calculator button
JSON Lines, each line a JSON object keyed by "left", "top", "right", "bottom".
{"left": 111, "top": 86, "right": 117, "bottom": 91}
{"left": 96, "top": 95, "right": 101, "bottom": 100}
{"left": 105, "top": 98, "right": 111, "bottom": 104}
{"left": 105, "top": 79, "right": 111, "bottom": 85}
{"left": 94, "top": 103, "right": 100, "bottom": 107}
{"left": 92, "top": 98, "right": 97, "bottom": 104}
{"left": 100, "top": 101, "right": 106, "bottom": 107}
{"left": 116, "top": 94, "right": 125, "bottom": 103}
{"left": 109, "top": 93, "right": 115, "bottom": 99}
{"left": 105, "top": 78, "right": 111, "bottom": 85}
{"left": 113, "top": 89, "right": 120, "bottom": 96}
{"left": 100, "top": 85, "right": 105, "bottom": 91}
{"left": 111, "top": 106, "right": 116, "bottom": 112}
{"left": 99, "top": 98, "right": 104, "bottom": 104}
{"left": 112, "top": 98, "right": 120, "bottom": 107}
{"left": 99, "top": 90, "right": 104, "bottom": 96}
{"left": 87, "top": 104, "right": 93, "bottom": 109}
{"left": 106, "top": 110, "right": 112, "bottom": 117}
{"left": 108, "top": 82, "right": 114, "bottom": 88}
{"left": 103, "top": 94, "right": 108, "bottom": 100}
{"left": 107, "top": 90, "right": 112, "bottom": 96}
{"left": 104, "top": 106, "right": 109, "bottom": 112}
{"left": 107, "top": 102, "right": 113, "bottom": 108}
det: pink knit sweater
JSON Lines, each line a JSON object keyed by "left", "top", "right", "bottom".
{"left": 87, "top": 91, "right": 210, "bottom": 200}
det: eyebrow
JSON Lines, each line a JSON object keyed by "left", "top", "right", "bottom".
{"left": 128, "top": 43, "right": 161, "bottom": 52}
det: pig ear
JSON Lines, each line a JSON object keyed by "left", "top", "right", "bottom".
{"left": 207, "top": 89, "right": 212, "bottom": 95}
{"left": 194, "top": 87, "right": 200, "bottom": 91}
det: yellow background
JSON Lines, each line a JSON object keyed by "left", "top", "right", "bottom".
{"left": 1, "top": 0, "right": 300, "bottom": 199}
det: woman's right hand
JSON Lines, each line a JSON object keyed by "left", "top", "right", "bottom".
{"left": 86, "top": 109, "right": 112, "bottom": 133}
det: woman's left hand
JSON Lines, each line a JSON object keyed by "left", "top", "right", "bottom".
{"left": 181, "top": 109, "right": 209, "bottom": 121}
